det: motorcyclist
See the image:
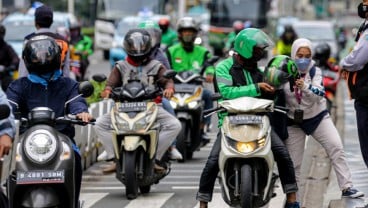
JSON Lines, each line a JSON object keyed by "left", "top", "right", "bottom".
{"left": 223, "top": 20, "right": 244, "bottom": 53}
{"left": 0, "top": 87, "right": 16, "bottom": 207}
{"left": 166, "top": 16, "right": 214, "bottom": 146}
{"left": 69, "top": 22, "right": 93, "bottom": 81}
{"left": 158, "top": 17, "right": 177, "bottom": 51}
{"left": 0, "top": 24, "right": 20, "bottom": 91}
{"left": 94, "top": 29, "right": 181, "bottom": 173}
{"left": 5, "top": 35, "right": 93, "bottom": 207}
{"left": 196, "top": 28, "right": 300, "bottom": 208}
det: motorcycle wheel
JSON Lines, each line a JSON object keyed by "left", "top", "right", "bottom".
{"left": 177, "top": 120, "right": 188, "bottom": 162}
{"left": 240, "top": 164, "right": 253, "bottom": 208}
{"left": 125, "top": 151, "right": 138, "bottom": 199}
{"left": 139, "top": 185, "right": 151, "bottom": 194}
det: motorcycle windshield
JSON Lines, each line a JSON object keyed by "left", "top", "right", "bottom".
{"left": 219, "top": 97, "right": 274, "bottom": 113}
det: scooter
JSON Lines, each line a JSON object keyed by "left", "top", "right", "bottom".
{"left": 109, "top": 72, "right": 175, "bottom": 200}
{"left": 320, "top": 64, "right": 339, "bottom": 112}
{"left": 7, "top": 81, "right": 95, "bottom": 208}
{"left": 169, "top": 56, "right": 219, "bottom": 162}
{"left": 205, "top": 96, "right": 282, "bottom": 208}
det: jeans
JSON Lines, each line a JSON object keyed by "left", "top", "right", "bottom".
{"left": 162, "top": 97, "right": 176, "bottom": 116}
{"left": 196, "top": 129, "right": 298, "bottom": 202}
{"left": 354, "top": 100, "right": 368, "bottom": 168}
{"left": 202, "top": 89, "right": 213, "bottom": 125}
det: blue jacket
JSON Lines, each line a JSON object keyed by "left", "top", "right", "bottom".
{"left": 6, "top": 77, "right": 88, "bottom": 140}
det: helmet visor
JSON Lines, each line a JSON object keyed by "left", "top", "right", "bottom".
{"left": 249, "top": 29, "right": 275, "bottom": 49}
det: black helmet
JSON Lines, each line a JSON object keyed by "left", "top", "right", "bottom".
{"left": 22, "top": 35, "right": 61, "bottom": 75}
{"left": 313, "top": 42, "right": 331, "bottom": 65}
{"left": 123, "top": 28, "right": 152, "bottom": 58}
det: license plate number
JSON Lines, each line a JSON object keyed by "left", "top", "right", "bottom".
{"left": 229, "top": 115, "right": 263, "bottom": 125}
{"left": 17, "top": 170, "right": 65, "bottom": 184}
{"left": 174, "top": 84, "right": 195, "bottom": 93}
{"left": 119, "top": 102, "right": 147, "bottom": 112}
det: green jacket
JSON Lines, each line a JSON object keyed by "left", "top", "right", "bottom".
{"left": 215, "top": 57, "right": 262, "bottom": 126}
{"left": 224, "top": 31, "right": 237, "bottom": 51}
{"left": 73, "top": 35, "right": 94, "bottom": 59}
{"left": 167, "top": 43, "right": 215, "bottom": 75}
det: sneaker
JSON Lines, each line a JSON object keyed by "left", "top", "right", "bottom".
{"left": 200, "top": 138, "right": 210, "bottom": 147}
{"left": 342, "top": 187, "right": 364, "bottom": 198}
{"left": 169, "top": 147, "right": 183, "bottom": 160}
{"left": 102, "top": 162, "right": 116, "bottom": 174}
{"left": 154, "top": 163, "right": 166, "bottom": 174}
{"left": 97, "top": 150, "right": 113, "bottom": 162}
{"left": 284, "top": 201, "right": 300, "bottom": 208}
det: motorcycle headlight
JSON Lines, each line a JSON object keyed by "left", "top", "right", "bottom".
{"left": 187, "top": 101, "right": 199, "bottom": 109}
{"left": 170, "top": 97, "right": 179, "bottom": 109}
{"left": 132, "top": 104, "right": 156, "bottom": 132}
{"left": 24, "top": 129, "right": 58, "bottom": 163}
{"left": 226, "top": 136, "right": 266, "bottom": 154}
{"left": 114, "top": 114, "right": 130, "bottom": 130}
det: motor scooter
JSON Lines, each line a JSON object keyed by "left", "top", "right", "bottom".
{"left": 320, "top": 64, "right": 339, "bottom": 112}
{"left": 205, "top": 96, "right": 284, "bottom": 208}
{"left": 169, "top": 56, "right": 219, "bottom": 162}
{"left": 6, "top": 81, "right": 95, "bottom": 208}
{"left": 109, "top": 71, "right": 176, "bottom": 199}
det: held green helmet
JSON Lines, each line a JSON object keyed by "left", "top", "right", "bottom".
{"left": 264, "top": 55, "right": 299, "bottom": 89}
{"left": 233, "top": 28, "right": 274, "bottom": 59}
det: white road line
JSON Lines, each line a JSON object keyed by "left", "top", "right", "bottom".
{"left": 125, "top": 193, "right": 174, "bottom": 208}
{"left": 192, "top": 193, "right": 230, "bottom": 208}
{"left": 80, "top": 193, "right": 108, "bottom": 208}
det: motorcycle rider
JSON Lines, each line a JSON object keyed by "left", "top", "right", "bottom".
{"left": 69, "top": 22, "right": 94, "bottom": 81}
{"left": 166, "top": 16, "right": 214, "bottom": 146}
{"left": 18, "top": 4, "right": 71, "bottom": 78}
{"left": 196, "top": 28, "right": 300, "bottom": 208}
{"left": 0, "top": 87, "right": 15, "bottom": 207}
{"left": 223, "top": 20, "right": 244, "bottom": 53}
{"left": 95, "top": 29, "right": 181, "bottom": 173}
{"left": 158, "top": 17, "right": 178, "bottom": 50}
{"left": 5, "top": 35, "right": 93, "bottom": 207}
{"left": 0, "top": 24, "right": 19, "bottom": 91}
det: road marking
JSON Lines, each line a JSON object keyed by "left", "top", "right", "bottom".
{"left": 80, "top": 193, "right": 108, "bottom": 208}
{"left": 125, "top": 193, "right": 173, "bottom": 208}
{"left": 193, "top": 193, "right": 230, "bottom": 208}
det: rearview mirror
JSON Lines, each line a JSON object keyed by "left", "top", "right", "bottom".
{"left": 163, "top": 70, "right": 177, "bottom": 79}
{"left": 92, "top": 73, "right": 107, "bottom": 83}
{"left": 79, "top": 81, "right": 94, "bottom": 98}
{"left": 207, "top": 56, "right": 220, "bottom": 65}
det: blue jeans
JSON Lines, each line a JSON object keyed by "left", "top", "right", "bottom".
{"left": 354, "top": 100, "right": 368, "bottom": 168}
{"left": 162, "top": 97, "right": 176, "bottom": 116}
{"left": 196, "top": 129, "right": 298, "bottom": 202}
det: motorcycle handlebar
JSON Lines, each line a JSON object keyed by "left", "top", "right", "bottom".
{"left": 56, "top": 115, "right": 96, "bottom": 126}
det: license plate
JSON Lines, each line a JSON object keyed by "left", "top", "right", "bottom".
{"left": 16, "top": 170, "right": 65, "bottom": 184}
{"left": 119, "top": 102, "right": 147, "bottom": 112}
{"left": 174, "top": 84, "right": 196, "bottom": 93}
{"left": 229, "top": 115, "right": 263, "bottom": 125}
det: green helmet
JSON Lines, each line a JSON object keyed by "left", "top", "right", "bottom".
{"left": 233, "top": 28, "right": 274, "bottom": 59}
{"left": 264, "top": 55, "right": 299, "bottom": 89}
{"left": 138, "top": 20, "right": 162, "bottom": 47}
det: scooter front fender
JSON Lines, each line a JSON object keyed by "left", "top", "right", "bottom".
{"left": 20, "top": 186, "right": 61, "bottom": 208}
{"left": 122, "top": 136, "right": 147, "bottom": 152}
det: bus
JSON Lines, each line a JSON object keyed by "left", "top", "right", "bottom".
{"left": 94, "top": 0, "right": 176, "bottom": 59}
{"left": 207, "top": 0, "right": 271, "bottom": 55}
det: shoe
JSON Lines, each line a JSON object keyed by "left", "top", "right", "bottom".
{"left": 169, "top": 147, "right": 183, "bottom": 160}
{"left": 342, "top": 187, "right": 364, "bottom": 198}
{"left": 200, "top": 138, "right": 210, "bottom": 147}
{"left": 97, "top": 151, "right": 113, "bottom": 162}
{"left": 284, "top": 201, "right": 300, "bottom": 208}
{"left": 102, "top": 162, "right": 116, "bottom": 174}
{"left": 154, "top": 163, "right": 166, "bottom": 174}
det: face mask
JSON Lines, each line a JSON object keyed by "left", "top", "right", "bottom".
{"left": 295, "top": 58, "right": 311, "bottom": 73}
{"left": 358, "top": 3, "right": 368, "bottom": 19}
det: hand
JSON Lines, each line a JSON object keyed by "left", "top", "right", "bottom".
{"left": 258, "top": 82, "right": 275, "bottom": 93}
{"left": 163, "top": 88, "right": 174, "bottom": 98}
{"left": 100, "top": 89, "right": 111, "bottom": 99}
{"left": 205, "top": 74, "right": 214, "bottom": 83}
{"left": 295, "top": 79, "right": 305, "bottom": 89}
{"left": 76, "top": 112, "right": 93, "bottom": 122}
{"left": 0, "top": 135, "right": 12, "bottom": 158}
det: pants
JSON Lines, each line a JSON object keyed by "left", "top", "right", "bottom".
{"left": 284, "top": 114, "right": 352, "bottom": 200}
{"left": 355, "top": 101, "right": 368, "bottom": 169}
{"left": 196, "top": 129, "right": 298, "bottom": 202}
{"left": 202, "top": 88, "right": 213, "bottom": 125}
{"left": 94, "top": 105, "right": 181, "bottom": 160}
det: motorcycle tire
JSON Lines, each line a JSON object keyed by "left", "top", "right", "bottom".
{"left": 177, "top": 120, "right": 188, "bottom": 162}
{"left": 125, "top": 151, "right": 138, "bottom": 199}
{"left": 139, "top": 185, "right": 151, "bottom": 194}
{"left": 240, "top": 164, "right": 253, "bottom": 208}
